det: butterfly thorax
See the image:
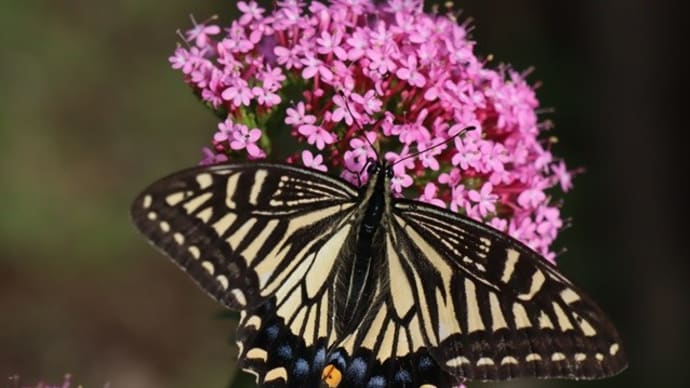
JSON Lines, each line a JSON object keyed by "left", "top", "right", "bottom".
{"left": 334, "top": 162, "right": 390, "bottom": 336}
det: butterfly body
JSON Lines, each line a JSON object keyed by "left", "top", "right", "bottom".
{"left": 131, "top": 161, "right": 627, "bottom": 387}
{"left": 336, "top": 161, "right": 390, "bottom": 336}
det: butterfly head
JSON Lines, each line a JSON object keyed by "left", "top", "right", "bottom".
{"left": 365, "top": 157, "right": 393, "bottom": 179}
{"left": 355, "top": 126, "right": 474, "bottom": 190}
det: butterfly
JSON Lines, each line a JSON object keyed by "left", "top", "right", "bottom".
{"left": 131, "top": 154, "right": 627, "bottom": 387}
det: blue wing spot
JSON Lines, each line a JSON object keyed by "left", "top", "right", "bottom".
{"left": 265, "top": 324, "right": 280, "bottom": 340}
{"left": 328, "top": 350, "right": 343, "bottom": 363}
{"left": 328, "top": 351, "right": 347, "bottom": 369}
{"left": 419, "top": 355, "right": 434, "bottom": 370}
{"left": 314, "top": 348, "right": 326, "bottom": 369}
{"left": 395, "top": 369, "right": 411, "bottom": 383}
{"left": 293, "top": 358, "right": 310, "bottom": 378}
{"left": 367, "top": 376, "right": 386, "bottom": 388}
{"left": 346, "top": 358, "right": 368, "bottom": 383}
{"left": 277, "top": 344, "right": 293, "bottom": 359}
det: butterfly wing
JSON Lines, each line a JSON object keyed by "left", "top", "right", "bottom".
{"left": 130, "top": 163, "right": 358, "bottom": 312}
{"left": 131, "top": 163, "right": 369, "bottom": 386}
{"left": 384, "top": 198, "right": 627, "bottom": 381}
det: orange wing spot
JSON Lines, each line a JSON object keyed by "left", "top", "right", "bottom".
{"left": 321, "top": 364, "right": 343, "bottom": 388}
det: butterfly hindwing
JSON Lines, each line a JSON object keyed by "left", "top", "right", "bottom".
{"left": 235, "top": 297, "right": 333, "bottom": 387}
{"left": 390, "top": 199, "right": 627, "bottom": 380}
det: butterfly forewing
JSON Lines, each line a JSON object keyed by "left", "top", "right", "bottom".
{"left": 130, "top": 163, "right": 358, "bottom": 311}
{"left": 390, "top": 199, "right": 627, "bottom": 380}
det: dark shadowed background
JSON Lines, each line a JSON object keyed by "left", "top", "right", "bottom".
{"left": 0, "top": 1, "right": 686, "bottom": 387}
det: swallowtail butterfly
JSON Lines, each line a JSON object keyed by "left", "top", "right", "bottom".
{"left": 131, "top": 155, "right": 627, "bottom": 387}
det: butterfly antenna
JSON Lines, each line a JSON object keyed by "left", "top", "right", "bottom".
{"left": 337, "top": 89, "right": 380, "bottom": 162}
{"left": 391, "top": 126, "right": 475, "bottom": 167}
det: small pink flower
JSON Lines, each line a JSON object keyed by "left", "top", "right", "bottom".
{"left": 221, "top": 23, "right": 255, "bottom": 53}
{"left": 221, "top": 78, "right": 253, "bottom": 107}
{"left": 301, "top": 55, "right": 334, "bottom": 80}
{"left": 344, "top": 133, "right": 377, "bottom": 172}
{"left": 351, "top": 135, "right": 376, "bottom": 158}
{"left": 536, "top": 206, "right": 563, "bottom": 241}
{"left": 551, "top": 160, "right": 573, "bottom": 191}
{"left": 332, "top": 94, "right": 356, "bottom": 126}
{"left": 479, "top": 141, "right": 509, "bottom": 174}
{"left": 517, "top": 188, "right": 546, "bottom": 209}
{"left": 286, "top": 102, "right": 317, "bottom": 126}
{"left": 252, "top": 86, "right": 281, "bottom": 107}
{"left": 169, "top": 47, "right": 190, "bottom": 71}
{"left": 190, "top": 63, "right": 213, "bottom": 88}
{"left": 452, "top": 136, "right": 481, "bottom": 170}
{"left": 439, "top": 167, "right": 462, "bottom": 187}
{"left": 230, "top": 125, "right": 265, "bottom": 158}
{"left": 346, "top": 29, "right": 368, "bottom": 61}
{"left": 316, "top": 29, "right": 348, "bottom": 60}
{"left": 301, "top": 150, "right": 328, "bottom": 172}
{"left": 340, "top": 167, "right": 365, "bottom": 187}
{"left": 298, "top": 124, "right": 336, "bottom": 150}
{"left": 534, "top": 149, "right": 553, "bottom": 172}
{"left": 237, "top": 1, "right": 265, "bottom": 25}
{"left": 468, "top": 182, "right": 498, "bottom": 218}
{"left": 415, "top": 43, "right": 438, "bottom": 66}
{"left": 396, "top": 55, "right": 426, "bottom": 87}
{"left": 226, "top": 37, "right": 254, "bottom": 54}
{"left": 201, "top": 88, "right": 223, "bottom": 108}
{"left": 385, "top": 149, "right": 415, "bottom": 171}
{"left": 213, "top": 118, "right": 234, "bottom": 143}
{"left": 417, "top": 140, "right": 444, "bottom": 171}
{"left": 449, "top": 184, "right": 467, "bottom": 213}
{"left": 390, "top": 164, "right": 413, "bottom": 194}
{"left": 200, "top": 146, "right": 229, "bottom": 165}
{"left": 330, "top": 60, "right": 356, "bottom": 91}
{"left": 259, "top": 66, "right": 286, "bottom": 90}
{"left": 418, "top": 183, "right": 446, "bottom": 208}
{"left": 489, "top": 217, "right": 508, "bottom": 232}
{"left": 186, "top": 21, "right": 221, "bottom": 47}
{"left": 366, "top": 45, "right": 398, "bottom": 75}
{"left": 369, "top": 21, "right": 394, "bottom": 47}
{"left": 509, "top": 217, "right": 537, "bottom": 245}
{"left": 351, "top": 90, "right": 382, "bottom": 115}
{"left": 274, "top": 45, "right": 302, "bottom": 69}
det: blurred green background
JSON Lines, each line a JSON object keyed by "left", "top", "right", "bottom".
{"left": 0, "top": 1, "right": 685, "bottom": 387}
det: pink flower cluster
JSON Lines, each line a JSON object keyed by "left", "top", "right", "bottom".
{"left": 169, "top": 0, "right": 576, "bottom": 261}
{"left": 7, "top": 374, "right": 106, "bottom": 388}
